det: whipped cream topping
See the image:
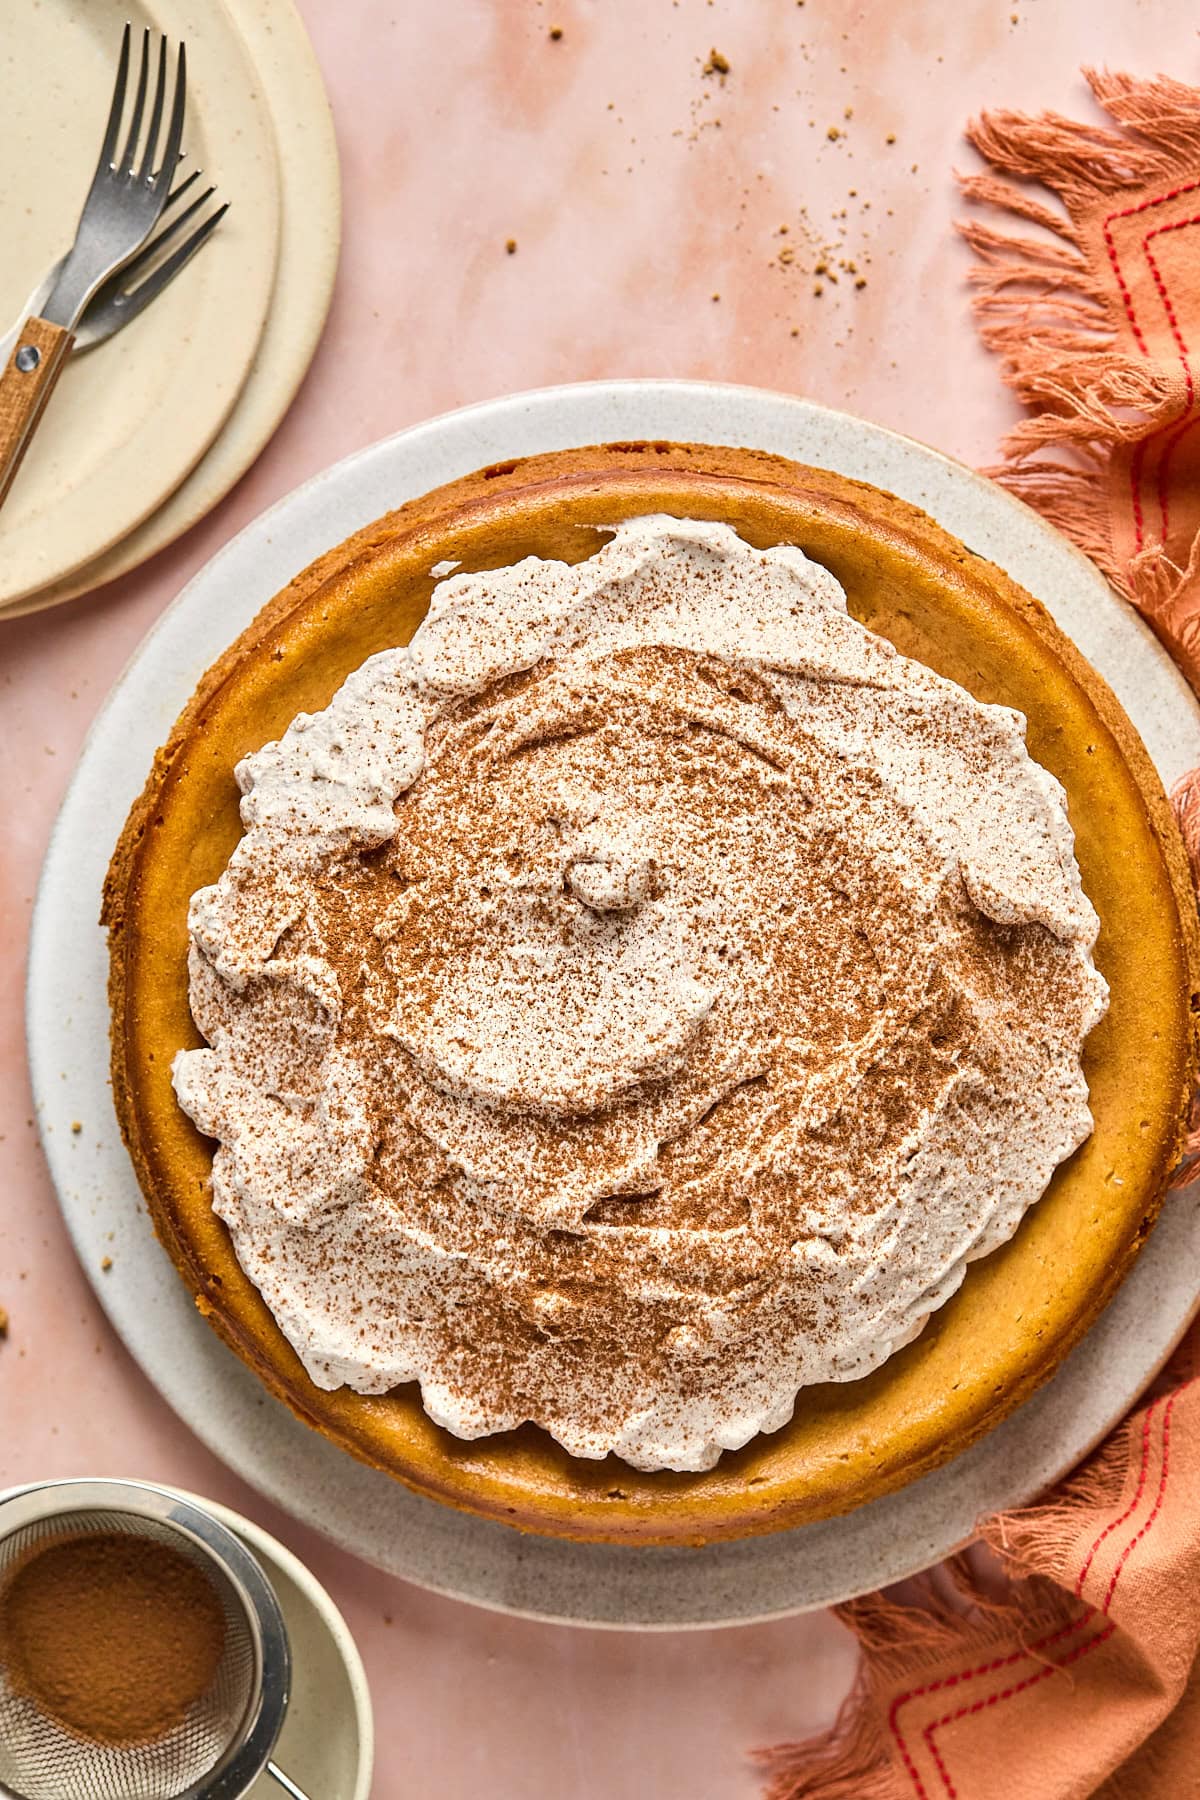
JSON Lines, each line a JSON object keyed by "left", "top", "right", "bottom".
{"left": 174, "top": 517, "right": 1108, "bottom": 1472}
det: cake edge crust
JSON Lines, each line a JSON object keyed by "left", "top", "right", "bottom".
{"left": 102, "top": 441, "right": 1200, "bottom": 1545}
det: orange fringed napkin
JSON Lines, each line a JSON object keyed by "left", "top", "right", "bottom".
{"left": 759, "top": 71, "right": 1200, "bottom": 1800}
{"left": 758, "top": 1336, "right": 1200, "bottom": 1800}
{"left": 960, "top": 69, "right": 1200, "bottom": 692}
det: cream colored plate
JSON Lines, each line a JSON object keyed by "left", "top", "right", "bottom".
{"left": 0, "top": 0, "right": 280, "bottom": 607}
{"left": 1, "top": 0, "right": 340, "bottom": 620}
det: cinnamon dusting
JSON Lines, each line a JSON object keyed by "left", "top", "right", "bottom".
{"left": 0, "top": 1532, "right": 225, "bottom": 1745}
{"left": 173, "top": 518, "right": 1106, "bottom": 1471}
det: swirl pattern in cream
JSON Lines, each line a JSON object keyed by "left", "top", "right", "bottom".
{"left": 173, "top": 517, "right": 1107, "bottom": 1471}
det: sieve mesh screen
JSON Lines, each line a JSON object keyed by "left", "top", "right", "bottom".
{"left": 0, "top": 1508, "right": 256, "bottom": 1800}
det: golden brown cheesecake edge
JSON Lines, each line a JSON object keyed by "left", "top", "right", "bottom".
{"left": 103, "top": 442, "right": 1200, "bottom": 1545}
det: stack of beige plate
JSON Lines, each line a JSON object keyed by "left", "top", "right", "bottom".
{"left": 0, "top": 0, "right": 340, "bottom": 619}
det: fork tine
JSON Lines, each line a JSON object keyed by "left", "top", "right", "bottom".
{"left": 95, "top": 23, "right": 131, "bottom": 175}
{"left": 70, "top": 194, "right": 228, "bottom": 349}
{"left": 137, "top": 36, "right": 168, "bottom": 183}
{"left": 109, "top": 186, "right": 217, "bottom": 293}
{"left": 166, "top": 168, "right": 202, "bottom": 211}
{"left": 115, "top": 202, "right": 228, "bottom": 314}
{"left": 155, "top": 41, "right": 187, "bottom": 186}
{"left": 118, "top": 28, "right": 151, "bottom": 177}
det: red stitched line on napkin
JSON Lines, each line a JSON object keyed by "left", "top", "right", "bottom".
{"left": 920, "top": 1622, "right": 1118, "bottom": 1799}
{"left": 1100, "top": 182, "right": 1200, "bottom": 551}
{"left": 919, "top": 1391, "right": 1178, "bottom": 1797}
{"left": 1141, "top": 214, "right": 1200, "bottom": 538}
{"left": 890, "top": 1387, "right": 1176, "bottom": 1799}
{"left": 1075, "top": 1394, "right": 1162, "bottom": 1595}
{"left": 886, "top": 1613, "right": 1095, "bottom": 1798}
{"left": 1101, "top": 1386, "right": 1177, "bottom": 1613}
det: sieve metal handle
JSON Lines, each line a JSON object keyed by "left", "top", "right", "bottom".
{"left": 264, "top": 1763, "right": 312, "bottom": 1800}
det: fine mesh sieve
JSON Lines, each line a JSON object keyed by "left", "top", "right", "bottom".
{"left": 0, "top": 1481, "right": 311, "bottom": 1800}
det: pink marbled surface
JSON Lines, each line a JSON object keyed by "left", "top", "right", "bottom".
{"left": 1, "top": 2, "right": 1194, "bottom": 1794}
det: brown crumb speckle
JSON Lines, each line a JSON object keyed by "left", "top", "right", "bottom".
{"left": 702, "top": 47, "right": 730, "bottom": 77}
{"left": 549, "top": 24, "right": 563, "bottom": 38}
{"left": 826, "top": 126, "right": 840, "bottom": 141}
{"left": 505, "top": 238, "right": 517, "bottom": 254}
{"left": 100, "top": 1257, "right": 113, "bottom": 1273}
{"left": 0, "top": 1307, "right": 8, "bottom": 1339}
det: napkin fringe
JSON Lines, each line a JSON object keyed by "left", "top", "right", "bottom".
{"left": 957, "top": 70, "right": 1200, "bottom": 683}
{"left": 754, "top": 1296, "right": 1199, "bottom": 1796}
{"left": 966, "top": 68, "right": 1200, "bottom": 211}
{"left": 754, "top": 1558, "right": 1085, "bottom": 1800}
{"left": 754, "top": 1674, "right": 898, "bottom": 1800}
{"left": 978, "top": 458, "right": 1123, "bottom": 586}
{"left": 979, "top": 1430, "right": 1134, "bottom": 1582}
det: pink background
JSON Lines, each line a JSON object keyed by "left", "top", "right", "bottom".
{"left": 1, "top": 2, "right": 1194, "bottom": 1793}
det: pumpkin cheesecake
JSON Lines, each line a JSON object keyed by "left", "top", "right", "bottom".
{"left": 103, "top": 443, "right": 1200, "bottom": 1544}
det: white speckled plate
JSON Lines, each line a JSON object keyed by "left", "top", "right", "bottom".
{"left": 0, "top": 0, "right": 281, "bottom": 608}
{"left": 27, "top": 381, "right": 1200, "bottom": 1629}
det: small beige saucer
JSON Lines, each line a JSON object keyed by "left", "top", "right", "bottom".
{"left": 1, "top": 0, "right": 340, "bottom": 620}
{"left": 0, "top": 1479, "right": 373, "bottom": 1796}
{"left": 0, "top": 0, "right": 281, "bottom": 609}
{"left": 197, "top": 1491, "right": 374, "bottom": 1800}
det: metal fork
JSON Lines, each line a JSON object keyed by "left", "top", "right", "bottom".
{"left": 0, "top": 25, "right": 198, "bottom": 510}
{"left": 3, "top": 170, "right": 230, "bottom": 361}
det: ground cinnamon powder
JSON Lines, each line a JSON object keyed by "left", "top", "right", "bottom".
{"left": 0, "top": 1531, "right": 226, "bottom": 1745}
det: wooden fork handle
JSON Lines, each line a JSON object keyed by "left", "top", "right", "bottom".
{"left": 0, "top": 316, "right": 74, "bottom": 514}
